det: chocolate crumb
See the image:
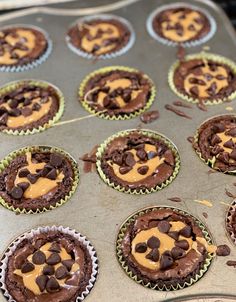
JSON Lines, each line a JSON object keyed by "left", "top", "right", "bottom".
{"left": 177, "top": 45, "right": 185, "bottom": 61}
{"left": 207, "top": 169, "right": 217, "bottom": 175}
{"left": 225, "top": 189, "right": 236, "bottom": 198}
{"left": 80, "top": 145, "right": 99, "bottom": 173}
{"left": 173, "top": 100, "right": 192, "bottom": 109}
{"left": 140, "top": 110, "right": 159, "bottom": 124}
{"left": 226, "top": 260, "right": 236, "bottom": 267}
{"left": 165, "top": 104, "right": 192, "bottom": 119}
{"left": 202, "top": 212, "right": 208, "bottom": 219}
{"left": 187, "top": 136, "right": 194, "bottom": 143}
{"left": 167, "top": 197, "right": 182, "bottom": 203}
{"left": 197, "top": 101, "right": 207, "bottom": 112}
{"left": 216, "top": 244, "right": 231, "bottom": 256}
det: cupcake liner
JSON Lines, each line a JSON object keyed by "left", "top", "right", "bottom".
{"left": 66, "top": 14, "right": 135, "bottom": 60}
{"left": 0, "top": 145, "right": 79, "bottom": 214}
{"left": 96, "top": 129, "right": 180, "bottom": 194}
{"left": 193, "top": 114, "right": 236, "bottom": 174}
{"left": 146, "top": 2, "right": 216, "bottom": 48}
{"left": 168, "top": 52, "right": 236, "bottom": 105}
{"left": 0, "top": 79, "right": 64, "bottom": 136}
{"left": 116, "top": 206, "right": 214, "bottom": 291}
{"left": 0, "top": 225, "right": 98, "bottom": 301}
{"left": 0, "top": 24, "right": 52, "bottom": 72}
{"left": 79, "top": 66, "right": 156, "bottom": 120}
{"left": 226, "top": 200, "right": 236, "bottom": 245}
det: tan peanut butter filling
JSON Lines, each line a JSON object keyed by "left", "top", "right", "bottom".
{"left": 184, "top": 64, "right": 228, "bottom": 98}
{"left": 161, "top": 11, "right": 203, "bottom": 42}
{"left": 131, "top": 221, "right": 216, "bottom": 270}
{"left": 0, "top": 95, "right": 53, "bottom": 128}
{"left": 14, "top": 242, "right": 80, "bottom": 295}
{"left": 94, "top": 78, "right": 141, "bottom": 108}
{"left": 0, "top": 29, "right": 36, "bottom": 65}
{"left": 14, "top": 152, "right": 64, "bottom": 199}
{"left": 109, "top": 144, "right": 164, "bottom": 182}
{"left": 80, "top": 23, "right": 120, "bottom": 55}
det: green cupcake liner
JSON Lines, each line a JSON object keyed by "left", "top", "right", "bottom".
{"left": 96, "top": 129, "right": 180, "bottom": 194}
{"left": 225, "top": 200, "right": 236, "bottom": 245}
{"left": 116, "top": 206, "right": 215, "bottom": 291}
{"left": 78, "top": 66, "right": 156, "bottom": 120}
{"left": 0, "top": 80, "right": 64, "bottom": 136}
{"left": 0, "top": 145, "right": 79, "bottom": 214}
{"left": 168, "top": 52, "right": 236, "bottom": 105}
{"left": 193, "top": 114, "right": 236, "bottom": 174}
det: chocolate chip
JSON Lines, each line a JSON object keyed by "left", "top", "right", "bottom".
{"left": 32, "top": 103, "right": 41, "bottom": 111}
{"left": 179, "top": 225, "right": 192, "bottom": 238}
{"left": 147, "top": 236, "right": 160, "bottom": 249}
{"left": 189, "top": 78, "right": 206, "bottom": 85}
{"left": 39, "top": 166, "right": 50, "bottom": 177}
{"left": 21, "top": 262, "right": 35, "bottom": 273}
{"left": 164, "top": 149, "right": 175, "bottom": 166}
{"left": 8, "top": 108, "right": 21, "bottom": 117}
{"left": 17, "top": 182, "right": 30, "bottom": 191}
{"left": 123, "top": 89, "right": 131, "bottom": 102}
{"left": 36, "top": 275, "right": 49, "bottom": 292}
{"left": 27, "top": 173, "right": 38, "bottom": 184}
{"left": 46, "top": 277, "right": 60, "bottom": 293}
{"left": 50, "top": 154, "right": 63, "bottom": 168}
{"left": 41, "top": 96, "right": 49, "bottom": 104}
{"left": 103, "top": 96, "right": 111, "bottom": 107}
{"left": 216, "top": 244, "right": 231, "bottom": 256}
{"left": 207, "top": 82, "right": 217, "bottom": 96}
{"left": 18, "top": 168, "right": 30, "bottom": 177}
{"left": 204, "top": 73, "right": 213, "bottom": 81}
{"left": 216, "top": 74, "right": 226, "bottom": 80}
{"left": 211, "top": 145, "right": 224, "bottom": 155}
{"left": 140, "top": 110, "right": 160, "bottom": 124}
{"left": 46, "top": 252, "right": 61, "bottom": 265}
{"left": 137, "top": 165, "right": 149, "bottom": 175}
{"left": 48, "top": 242, "right": 61, "bottom": 253}
{"left": 212, "top": 123, "right": 225, "bottom": 133}
{"left": 23, "top": 99, "right": 31, "bottom": 106}
{"left": 223, "top": 139, "right": 234, "bottom": 149}
{"left": 8, "top": 99, "right": 18, "bottom": 109}
{"left": 43, "top": 265, "right": 55, "bottom": 275}
{"left": 46, "top": 169, "right": 57, "bottom": 180}
{"left": 226, "top": 128, "right": 236, "bottom": 137}
{"left": 135, "top": 242, "right": 147, "bottom": 253}
{"left": 0, "top": 113, "right": 8, "bottom": 125}
{"left": 211, "top": 134, "right": 222, "bottom": 146}
{"left": 112, "top": 153, "right": 123, "bottom": 166}
{"left": 189, "top": 86, "right": 199, "bottom": 96}
{"left": 62, "top": 259, "right": 74, "bottom": 271}
{"left": 119, "top": 166, "right": 132, "bottom": 175}
{"left": 147, "top": 151, "right": 157, "bottom": 159}
{"left": 171, "top": 247, "right": 186, "bottom": 260}
{"left": 158, "top": 221, "right": 171, "bottom": 233}
{"left": 168, "top": 231, "right": 179, "bottom": 241}
{"left": 230, "top": 149, "right": 236, "bottom": 160}
{"left": 145, "top": 248, "right": 159, "bottom": 262}
{"left": 160, "top": 254, "right": 174, "bottom": 270}
{"left": 217, "top": 152, "right": 230, "bottom": 164}
{"left": 55, "top": 265, "right": 69, "bottom": 280}
{"left": 175, "top": 239, "right": 189, "bottom": 250}
{"left": 124, "top": 152, "right": 136, "bottom": 167}
{"left": 188, "top": 24, "right": 196, "bottom": 31}
{"left": 136, "top": 149, "right": 147, "bottom": 160}
{"left": 32, "top": 250, "right": 46, "bottom": 265}
{"left": 10, "top": 186, "right": 23, "bottom": 199}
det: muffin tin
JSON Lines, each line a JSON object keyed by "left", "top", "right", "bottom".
{"left": 0, "top": 0, "right": 236, "bottom": 301}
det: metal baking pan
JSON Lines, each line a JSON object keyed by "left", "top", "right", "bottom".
{"left": 0, "top": 0, "right": 236, "bottom": 301}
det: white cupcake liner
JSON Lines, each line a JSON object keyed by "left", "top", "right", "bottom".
{"left": 0, "top": 24, "right": 52, "bottom": 72}
{"left": 66, "top": 14, "right": 135, "bottom": 60}
{"left": 0, "top": 225, "right": 98, "bottom": 301}
{"left": 146, "top": 2, "right": 217, "bottom": 48}
{"left": 226, "top": 200, "right": 236, "bottom": 245}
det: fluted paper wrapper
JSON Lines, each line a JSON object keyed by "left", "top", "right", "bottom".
{"left": 116, "top": 206, "right": 214, "bottom": 291}
{"left": 79, "top": 66, "right": 156, "bottom": 120}
{"left": 96, "top": 129, "right": 180, "bottom": 194}
{"left": 0, "top": 145, "right": 79, "bottom": 214}
{"left": 0, "top": 225, "right": 98, "bottom": 301}
{"left": 226, "top": 200, "right": 236, "bottom": 245}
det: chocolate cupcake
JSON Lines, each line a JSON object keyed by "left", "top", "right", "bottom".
{"left": 226, "top": 201, "right": 236, "bottom": 245}
{"left": 0, "top": 226, "right": 98, "bottom": 302}
{"left": 0, "top": 25, "right": 52, "bottom": 72}
{"left": 169, "top": 53, "right": 236, "bottom": 105}
{"left": 147, "top": 3, "right": 216, "bottom": 47}
{"left": 117, "top": 207, "right": 215, "bottom": 290}
{"left": 0, "top": 146, "right": 79, "bottom": 213}
{"left": 66, "top": 14, "right": 135, "bottom": 59}
{"left": 96, "top": 130, "right": 180, "bottom": 194}
{"left": 79, "top": 66, "right": 155, "bottom": 120}
{"left": 0, "top": 80, "right": 64, "bottom": 135}
{"left": 193, "top": 115, "right": 236, "bottom": 173}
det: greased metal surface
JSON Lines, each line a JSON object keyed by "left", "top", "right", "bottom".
{"left": 0, "top": 0, "right": 236, "bottom": 301}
